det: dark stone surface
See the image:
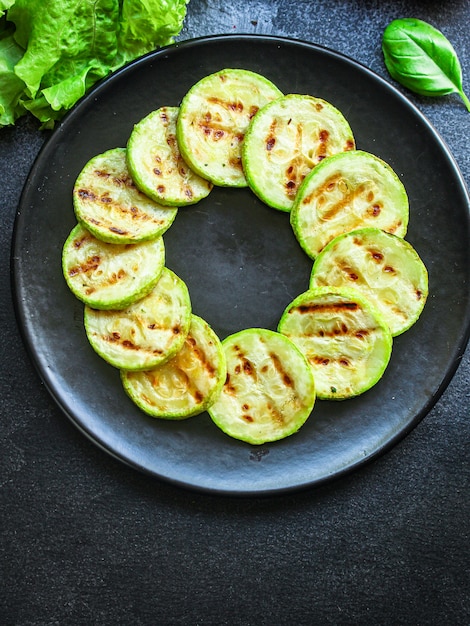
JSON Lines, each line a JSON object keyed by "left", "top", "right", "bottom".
{"left": 1, "top": 1, "right": 469, "bottom": 624}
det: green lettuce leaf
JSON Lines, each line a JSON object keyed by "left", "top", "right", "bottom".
{"left": 1, "top": 0, "right": 189, "bottom": 128}
{"left": 118, "top": 0, "right": 189, "bottom": 60}
{"left": 0, "top": 21, "right": 25, "bottom": 126}
{"left": 0, "top": 1, "right": 15, "bottom": 18}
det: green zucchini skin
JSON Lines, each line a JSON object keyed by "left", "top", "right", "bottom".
{"left": 127, "top": 106, "right": 213, "bottom": 207}
{"left": 176, "top": 68, "right": 283, "bottom": 187}
{"left": 208, "top": 328, "right": 316, "bottom": 444}
{"left": 121, "top": 314, "right": 227, "bottom": 419}
{"left": 242, "top": 94, "right": 355, "bottom": 212}
{"left": 291, "top": 150, "right": 409, "bottom": 259}
{"left": 84, "top": 267, "right": 192, "bottom": 371}
{"left": 62, "top": 223, "right": 165, "bottom": 310}
{"left": 73, "top": 147, "right": 177, "bottom": 244}
{"left": 310, "top": 228, "right": 429, "bottom": 336}
{"left": 278, "top": 286, "right": 393, "bottom": 400}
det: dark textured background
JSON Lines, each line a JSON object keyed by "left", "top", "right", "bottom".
{"left": 1, "top": 1, "right": 469, "bottom": 624}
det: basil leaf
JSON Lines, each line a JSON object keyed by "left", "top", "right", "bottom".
{"left": 382, "top": 18, "right": 470, "bottom": 112}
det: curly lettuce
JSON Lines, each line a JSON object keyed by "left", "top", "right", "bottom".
{"left": 0, "top": 0, "right": 189, "bottom": 128}
{"left": 0, "top": 1, "right": 15, "bottom": 17}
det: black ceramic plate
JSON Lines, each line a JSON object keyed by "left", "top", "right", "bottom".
{"left": 12, "top": 35, "right": 470, "bottom": 495}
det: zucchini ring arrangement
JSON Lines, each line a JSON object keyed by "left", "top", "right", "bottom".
{"left": 62, "top": 68, "right": 428, "bottom": 445}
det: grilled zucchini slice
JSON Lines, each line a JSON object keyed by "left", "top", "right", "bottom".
{"left": 127, "top": 106, "right": 213, "bottom": 207}
{"left": 84, "top": 268, "right": 191, "bottom": 370}
{"left": 290, "top": 150, "right": 409, "bottom": 258}
{"left": 62, "top": 223, "right": 165, "bottom": 310}
{"left": 176, "top": 68, "right": 283, "bottom": 187}
{"left": 310, "top": 227, "right": 428, "bottom": 336}
{"left": 73, "top": 147, "right": 177, "bottom": 244}
{"left": 242, "top": 94, "right": 355, "bottom": 212}
{"left": 121, "top": 314, "right": 226, "bottom": 419}
{"left": 278, "top": 286, "right": 393, "bottom": 400}
{"left": 208, "top": 328, "right": 316, "bottom": 445}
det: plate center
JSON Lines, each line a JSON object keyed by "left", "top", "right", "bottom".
{"left": 163, "top": 186, "right": 313, "bottom": 338}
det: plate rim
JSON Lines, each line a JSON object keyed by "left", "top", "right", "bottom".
{"left": 10, "top": 33, "right": 470, "bottom": 496}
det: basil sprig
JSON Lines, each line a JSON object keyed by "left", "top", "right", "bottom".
{"left": 382, "top": 18, "right": 470, "bottom": 112}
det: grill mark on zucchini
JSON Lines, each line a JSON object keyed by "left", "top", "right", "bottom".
{"left": 266, "top": 119, "right": 277, "bottom": 151}
{"left": 302, "top": 173, "right": 341, "bottom": 204}
{"left": 368, "top": 249, "right": 384, "bottom": 262}
{"left": 317, "top": 128, "right": 329, "bottom": 161}
{"left": 231, "top": 345, "right": 303, "bottom": 425}
{"left": 336, "top": 255, "right": 408, "bottom": 319}
{"left": 204, "top": 96, "right": 259, "bottom": 124}
{"left": 265, "top": 401, "right": 286, "bottom": 426}
{"left": 199, "top": 109, "right": 236, "bottom": 140}
{"left": 302, "top": 174, "right": 386, "bottom": 223}
{"left": 68, "top": 255, "right": 101, "bottom": 277}
{"left": 181, "top": 366, "right": 206, "bottom": 404}
{"left": 248, "top": 386, "right": 287, "bottom": 427}
{"left": 233, "top": 354, "right": 258, "bottom": 379}
{"left": 269, "top": 352, "right": 294, "bottom": 388}
{"left": 272, "top": 122, "right": 351, "bottom": 202}
{"left": 103, "top": 170, "right": 135, "bottom": 188}
{"left": 315, "top": 324, "right": 372, "bottom": 339}
{"left": 78, "top": 189, "right": 97, "bottom": 201}
{"left": 285, "top": 123, "right": 311, "bottom": 198}
{"left": 165, "top": 366, "right": 205, "bottom": 404}
{"left": 367, "top": 204, "right": 382, "bottom": 217}
{"left": 321, "top": 182, "right": 368, "bottom": 220}
{"left": 95, "top": 320, "right": 183, "bottom": 355}
{"left": 186, "top": 335, "right": 217, "bottom": 378}
{"left": 311, "top": 355, "right": 352, "bottom": 367}
{"left": 77, "top": 184, "right": 165, "bottom": 228}
{"left": 290, "top": 307, "right": 375, "bottom": 341}
{"left": 285, "top": 155, "right": 309, "bottom": 198}
{"left": 73, "top": 233, "right": 92, "bottom": 248}
{"left": 98, "top": 332, "right": 165, "bottom": 355}
{"left": 87, "top": 169, "right": 136, "bottom": 190}
{"left": 224, "top": 372, "right": 237, "bottom": 395}
{"left": 197, "top": 110, "right": 244, "bottom": 171}
{"left": 208, "top": 95, "right": 244, "bottom": 113}
{"left": 109, "top": 226, "right": 129, "bottom": 235}
{"left": 292, "top": 301, "right": 359, "bottom": 315}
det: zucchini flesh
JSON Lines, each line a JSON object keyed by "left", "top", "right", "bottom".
{"left": 121, "top": 314, "right": 226, "bottom": 419}
{"left": 208, "top": 328, "right": 315, "bottom": 444}
{"left": 177, "top": 69, "right": 283, "bottom": 187}
{"left": 73, "top": 147, "right": 177, "bottom": 244}
{"left": 127, "top": 106, "right": 213, "bottom": 207}
{"left": 278, "top": 287, "right": 393, "bottom": 400}
{"left": 62, "top": 223, "right": 165, "bottom": 310}
{"left": 310, "top": 228, "right": 428, "bottom": 336}
{"left": 242, "top": 94, "right": 355, "bottom": 211}
{"left": 84, "top": 267, "right": 191, "bottom": 370}
{"left": 291, "top": 150, "right": 409, "bottom": 258}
